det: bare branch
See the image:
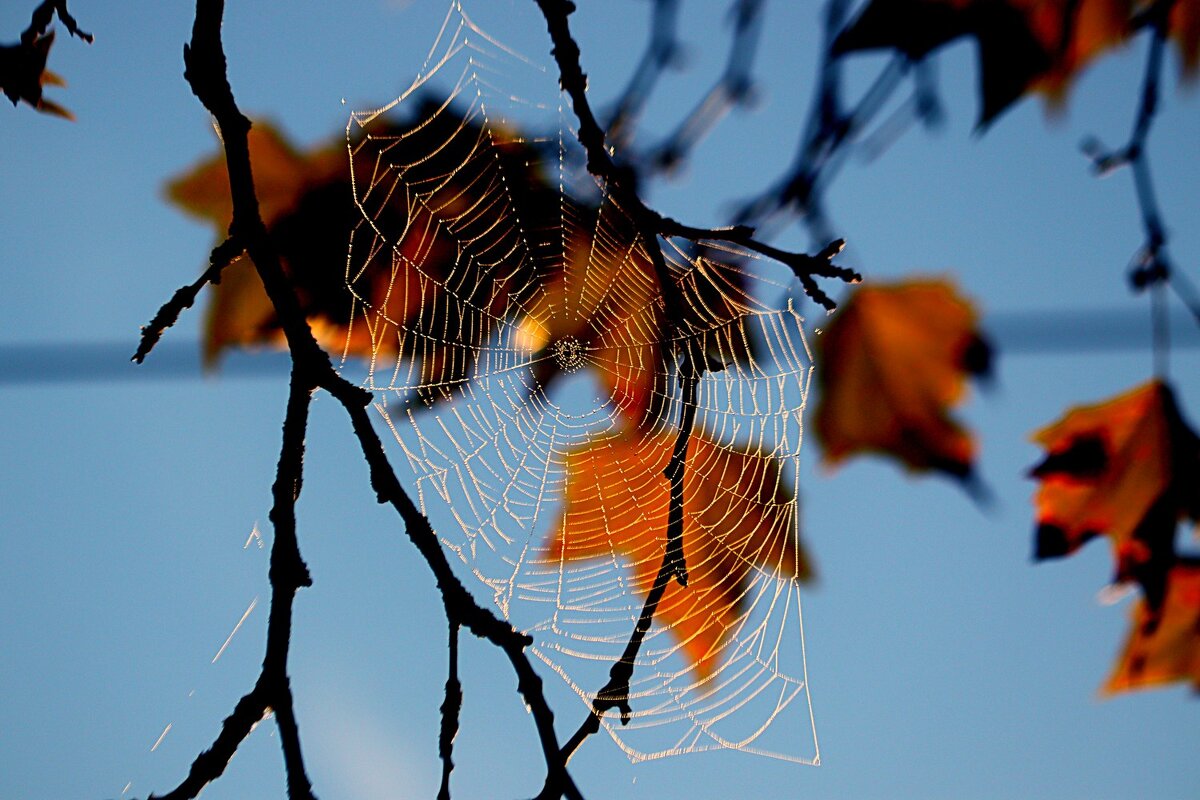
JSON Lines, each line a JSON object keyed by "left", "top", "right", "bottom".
{"left": 532, "top": 0, "right": 856, "bottom": 314}
{"left": 605, "top": 0, "right": 681, "bottom": 150}
{"left": 1080, "top": 2, "right": 1200, "bottom": 345}
{"left": 22, "top": 0, "right": 92, "bottom": 44}
{"left": 437, "top": 621, "right": 462, "bottom": 800}
{"left": 335, "top": 390, "right": 583, "bottom": 799}
{"left": 544, "top": 351, "right": 703, "bottom": 793}
{"left": 650, "top": 0, "right": 765, "bottom": 172}
{"left": 148, "top": 2, "right": 582, "bottom": 798}
{"left": 133, "top": 238, "right": 243, "bottom": 364}
{"left": 148, "top": 688, "right": 269, "bottom": 800}
{"left": 151, "top": 363, "right": 316, "bottom": 800}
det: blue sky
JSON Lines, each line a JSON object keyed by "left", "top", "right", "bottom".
{"left": 2, "top": 1, "right": 1198, "bottom": 798}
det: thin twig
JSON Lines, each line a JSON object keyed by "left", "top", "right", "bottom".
{"left": 605, "top": 0, "right": 680, "bottom": 151}
{"left": 151, "top": 364, "right": 317, "bottom": 800}
{"left": 133, "top": 238, "right": 243, "bottom": 363}
{"left": 147, "top": 2, "right": 582, "bottom": 798}
{"left": 437, "top": 621, "right": 462, "bottom": 800}
{"left": 533, "top": 0, "right": 856, "bottom": 314}
{"left": 22, "top": 0, "right": 92, "bottom": 44}
{"left": 544, "top": 352, "right": 702, "bottom": 791}
{"left": 336, "top": 392, "right": 582, "bottom": 800}
{"left": 649, "top": 0, "right": 765, "bottom": 172}
{"left": 1081, "top": 2, "right": 1200, "bottom": 329}
{"left": 737, "top": 0, "right": 929, "bottom": 247}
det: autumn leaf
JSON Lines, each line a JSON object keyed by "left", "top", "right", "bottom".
{"left": 513, "top": 201, "right": 671, "bottom": 426}
{"left": 813, "top": 278, "right": 990, "bottom": 486}
{"left": 1029, "top": 379, "right": 1200, "bottom": 605}
{"left": 543, "top": 428, "right": 811, "bottom": 681}
{"left": 167, "top": 122, "right": 346, "bottom": 363}
{"left": 1021, "top": 0, "right": 1132, "bottom": 104}
{"left": 1103, "top": 559, "right": 1200, "bottom": 695}
{"left": 168, "top": 101, "right": 559, "bottom": 401}
{"left": 1169, "top": 0, "right": 1200, "bottom": 78}
{"left": 0, "top": 31, "right": 72, "bottom": 119}
{"left": 834, "top": 0, "right": 1133, "bottom": 125}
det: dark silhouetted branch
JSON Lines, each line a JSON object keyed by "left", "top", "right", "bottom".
{"left": 336, "top": 390, "right": 581, "bottom": 799}
{"left": 528, "top": 3, "right": 850, "bottom": 787}
{"left": 544, "top": 352, "right": 702, "bottom": 795}
{"left": 144, "top": 2, "right": 581, "bottom": 799}
{"left": 133, "top": 238, "right": 243, "bottom": 363}
{"left": 437, "top": 621, "right": 462, "bottom": 800}
{"left": 151, "top": 363, "right": 316, "bottom": 800}
{"left": 22, "top": 0, "right": 91, "bottom": 44}
{"left": 533, "top": 0, "right": 856, "bottom": 313}
{"left": 649, "top": 0, "right": 764, "bottom": 172}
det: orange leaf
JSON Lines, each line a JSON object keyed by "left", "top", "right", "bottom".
{"left": 1020, "top": 0, "right": 1132, "bottom": 105}
{"left": 514, "top": 202, "right": 670, "bottom": 426}
{"left": 0, "top": 31, "right": 73, "bottom": 119}
{"left": 834, "top": 0, "right": 1134, "bottom": 125}
{"left": 170, "top": 103, "right": 757, "bottom": 418}
{"left": 1103, "top": 560, "right": 1200, "bottom": 695}
{"left": 1029, "top": 380, "right": 1200, "bottom": 604}
{"left": 835, "top": 0, "right": 1049, "bottom": 124}
{"left": 1166, "top": 0, "right": 1200, "bottom": 79}
{"left": 543, "top": 428, "right": 811, "bottom": 681}
{"left": 167, "top": 121, "right": 352, "bottom": 365}
{"left": 167, "top": 104, "right": 556, "bottom": 396}
{"left": 813, "top": 278, "right": 989, "bottom": 485}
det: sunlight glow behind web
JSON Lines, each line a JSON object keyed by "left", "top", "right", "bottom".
{"left": 343, "top": 1, "right": 819, "bottom": 764}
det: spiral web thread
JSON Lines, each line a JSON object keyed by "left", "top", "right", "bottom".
{"left": 344, "top": 2, "right": 819, "bottom": 764}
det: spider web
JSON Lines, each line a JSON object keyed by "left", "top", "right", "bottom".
{"left": 344, "top": 2, "right": 819, "bottom": 764}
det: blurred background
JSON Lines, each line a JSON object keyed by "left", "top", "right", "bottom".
{"left": 1, "top": 1, "right": 1197, "bottom": 798}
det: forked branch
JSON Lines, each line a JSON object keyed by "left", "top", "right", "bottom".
{"left": 532, "top": 0, "right": 858, "bottom": 312}
{"left": 541, "top": 351, "right": 704, "bottom": 799}
{"left": 22, "top": 0, "right": 92, "bottom": 44}
{"left": 530, "top": 2, "right": 848, "bottom": 786}
{"left": 140, "top": 1, "right": 581, "bottom": 798}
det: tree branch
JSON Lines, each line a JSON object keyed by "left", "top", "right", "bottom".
{"left": 336, "top": 390, "right": 582, "bottom": 799}
{"left": 604, "top": 0, "right": 681, "bottom": 151}
{"left": 22, "top": 0, "right": 92, "bottom": 44}
{"left": 437, "top": 621, "right": 462, "bottom": 800}
{"left": 133, "top": 238, "right": 243, "bottom": 363}
{"left": 543, "top": 351, "right": 703, "bottom": 795}
{"left": 145, "top": 2, "right": 582, "bottom": 798}
{"left": 650, "top": 0, "right": 765, "bottom": 172}
{"left": 150, "top": 363, "right": 317, "bottom": 800}
{"left": 528, "top": 3, "right": 848, "bottom": 786}
{"left": 1080, "top": 2, "right": 1200, "bottom": 333}
{"left": 532, "top": 0, "right": 856, "bottom": 314}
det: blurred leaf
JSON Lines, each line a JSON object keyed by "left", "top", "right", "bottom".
{"left": 1166, "top": 0, "right": 1200, "bottom": 79}
{"left": 170, "top": 101, "right": 761, "bottom": 422}
{"left": 814, "top": 278, "right": 989, "bottom": 486}
{"left": 0, "top": 31, "right": 72, "bottom": 119}
{"left": 1029, "top": 379, "right": 1200, "bottom": 605}
{"left": 168, "top": 122, "right": 345, "bottom": 363}
{"left": 1104, "top": 559, "right": 1200, "bottom": 695}
{"left": 514, "top": 201, "right": 671, "bottom": 426}
{"left": 544, "top": 428, "right": 811, "bottom": 681}
{"left": 168, "top": 104, "right": 557, "bottom": 399}
{"left": 835, "top": 0, "right": 1134, "bottom": 125}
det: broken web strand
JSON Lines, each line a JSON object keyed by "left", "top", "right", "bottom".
{"left": 346, "top": 0, "right": 818, "bottom": 765}
{"left": 122, "top": 523, "right": 269, "bottom": 798}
